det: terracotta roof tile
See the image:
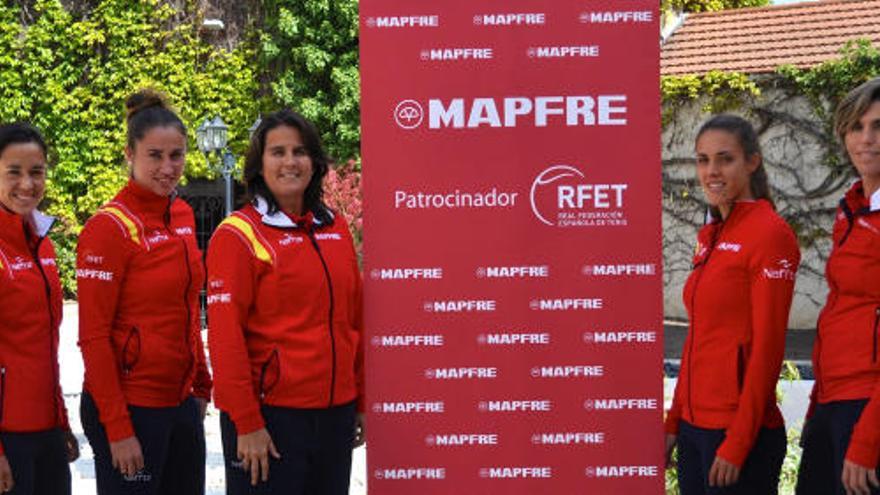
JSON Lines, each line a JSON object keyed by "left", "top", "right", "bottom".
{"left": 661, "top": 0, "right": 880, "bottom": 75}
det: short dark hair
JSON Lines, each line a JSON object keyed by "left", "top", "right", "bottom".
{"left": 835, "top": 77, "right": 880, "bottom": 146}
{"left": 243, "top": 109, "right": 331, "bottom": 224}
{"left": 0, "top": 123, "right": 48, "bottom": 160}
{"left": 125, "top": 89, "right": 186, "bottom": 151}
{"left": 696, "top": 114, "right": 774, "bottom": 217}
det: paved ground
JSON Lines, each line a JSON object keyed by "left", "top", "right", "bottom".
{"left": 58, "top": 304, "right": 811, "bottom": 494}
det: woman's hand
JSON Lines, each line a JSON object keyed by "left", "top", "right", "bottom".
{"left": 708, "top": 456, "right": 740, "bottom": 487}
{"left": 664, "top": 434, "right": 677, "bottom": 468}
{"left": 109, "top": 436, "right": 144, "bottom": 478}
{"left": 63, "top": 430, "right": 80, "bottom": 462}
{"left": 842, "top": 459, "right": 880, "bottom": 495}
{"left": 353, "top": 413, "right": 366, "bottom": 448}
{"left": 237, "top": 428, "right": 281, "bottom": 486}
{"left": 0, "top": 456, "right": 13, "bottom": 492}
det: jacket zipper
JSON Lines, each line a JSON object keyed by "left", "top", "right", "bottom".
{"left": 686, "top": 213, "right": 727, "bottom": 423}
{"left": 32, "top": 235, "right": 61, "bottom": 427}
{"left": 166, "top": 202, "right": 195, "bottom": 399}
{"left": 307, "top": 227, "right": 337, "bottom": 407}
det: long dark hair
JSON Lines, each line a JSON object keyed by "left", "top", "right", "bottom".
{"left": 696, "top": 114, "right": 773, "bottom": 219}
{"left": 243, "top": 109, "right": 332, "bottom": 224}
{"left": 0, "top": 123, "right": 47, "bottom": 159}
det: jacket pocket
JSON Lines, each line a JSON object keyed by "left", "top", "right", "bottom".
{"left": 258, "top": 349, "right": 280, "bottom": 402}
{"left": 120, "top": 327, "right": 141, "bottom": 376}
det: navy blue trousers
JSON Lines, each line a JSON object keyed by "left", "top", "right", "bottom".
{"left": 676, "top": 421, "right": 786, "bottom": 495}
{"left": 796, "top": 399, "right": 880, "bottom": 495}
{"left": 80, "top": 392, "right": 205, "bottom": 495}
{"left": 220, "top": 402, "right": 355, "bottom": 495}
{"left": 0, "top": 428, "right": 70, "bottom": 495}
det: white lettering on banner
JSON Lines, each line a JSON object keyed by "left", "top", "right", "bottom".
{"left": 479, "top": 333, "right": 551, "bottom": 345}
{"left": 531, "top": 298, "right": 603, "bottom": 311}
{"left": 366, "top": 16, "right": 439, "bottom": 28}
{"left": 477, "top": 265, "right": 549, "bottom": 278}
{"left": 529, "top": 46, "right": 599, "bottom": 58}
{"left": 374, "top": 468, "right": 446, "bottom": 480}
{"left": 532, "top": 365, "right": 604, "bottom": 378}
{"left": 371, "top": 267, "right": 443, "bottom": 280}
{"left": 586, "top": 466, "right": 659, "bottom": 478}
{"left": 582, "top": 11, "right": 653, "bottom": 23}
{"left": 425, "top": 96, "right": 627, "bottom": 129}
{"left": 394, "top": 189, "right": 519, "bottom": 209}
{"left": 582, "top": 263, "right": 656, "bottom": 276}
{"left": 532, "top": 432, "right": 605, "bottom": 445}
{"left": 480, "top": 467, "right": 552, "bottom": 479}
{"left": 480, "top": 400, "right": 552, "bottom": 412}
{"left": 427, "top": 434, "right": 498, "bottom": 446}
{"left": 585, "top": 398, "right": 659, "bottom": 410}
{"left": 372, "top": 335, "right": 445, "bottom": 347}
{"left": 207, "top": 293, "right": 232, "bottom": 305}
{"left": 475, "top": 13, "right": 546, "bottom": 26}
{"left": 426, "top": 367, "right": 497, "bottom": 379}
{"left": 372, "top": 402, "right": 445, "bottom": 414}
{"left": 531, "top": 165, "right": 630, "bottom": 228}
{"left": 762, "top": 259, "right": 796, "bottom": 281}
{"left": 426, "top": 300, "right": 496, "bottom": 312}
{"left": 76, "top": 268, "right": 114, "bottom": 281}
{"left": 584, "top": 331, "right": 657, "bottom": 344}
{"left": 423, "top": 48, "right": 493, "bottom": 61}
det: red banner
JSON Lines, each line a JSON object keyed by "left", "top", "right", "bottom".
{"left": 361, "top": 1, "right": 663, "bottom": 493}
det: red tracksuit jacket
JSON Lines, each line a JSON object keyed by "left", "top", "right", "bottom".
{"left": 206, "top": 198, "right": 364, "bottom": 435}
{"left": 812, "top": 181, "right": 880, "bottom": 467}
{"left": 77, "top": 180, "right": 212, "bottom": 442}
{"left": 0, "top": 208, "right": 69, "bottom": 455}
{"left": 665, "top": 200, "right": 800, "bottom": 466}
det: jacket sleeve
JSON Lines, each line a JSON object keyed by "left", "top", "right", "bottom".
{"left": 716, "top": 226, "right": 799, "bottom": 466}
{"left": 664, "top": 350, "right": 687, "bottom": 435}
{"left": 846, "top": 382, "right": 880, "bottom": 467}
{"left": 76, "top": 214, "right": 136, "bottom": 442}
{"left": 206, "top": 227, "right": 264, "bottom": 435}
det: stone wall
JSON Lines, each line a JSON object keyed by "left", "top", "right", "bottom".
{"left": 662, "top": 83, "right": 856, "bottom": 329}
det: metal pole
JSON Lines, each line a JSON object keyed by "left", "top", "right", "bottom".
{"left": 222, "top": 150, "right": 236, "bottom": 216}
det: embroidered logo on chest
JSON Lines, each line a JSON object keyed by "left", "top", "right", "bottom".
{"left": 716, "top": 242, "right": 742, "bottom": 253}
{"left": 857, "top": 218, "right": 880, "bottom": 236}
{"left": 314, "top": 232, "right": 343, "bottom": 241}
{"left": 279, "top": 233, "right": 304, "bottom": 246}
{"left": 175, "top": 226, "right": 194, "bottom": 236}
{"left": 146, "top": 230, "right": 171, "bottom": 246}
{"left": 762, "top": 259, "right": 796, "bottom": 281}
{"left": 9, "top": 256, "right": 34, "bottom": 271}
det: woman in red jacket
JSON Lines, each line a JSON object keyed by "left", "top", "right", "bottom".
{"left": 797, "top": 77, "right": 880, "bottom": 495}
{"left": 0, "top": 123, "right": 78, "bottom": 494}
{"left": 207, "top": 109, "right": 364, "bottom": 493}
{"left": 76, "top": 90, "right": 212, "bottom": 493}
{"left": 664, "top": 114, "right": 800, "bottom": 494}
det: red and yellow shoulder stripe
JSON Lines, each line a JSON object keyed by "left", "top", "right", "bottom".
{"left": 97, "top": 203, "right": 147, "bottom": 249}
{"left": 218, "top": 214, "right": 274, "bottom": 264}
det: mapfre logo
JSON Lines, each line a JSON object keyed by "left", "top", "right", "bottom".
{"left": 364, "top": 15, "right": 439, "bottom": 28}
{"left": 394, "top": 95, "right": 627, "bottom": 130}
{"left": 530, "top": 165, "right": 628, "bottom": 227}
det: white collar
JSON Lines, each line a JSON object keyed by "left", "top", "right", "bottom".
{"left": 870, "top": 186, "right": 880, "bottom": 212}
{"left": 253, "top": 196, "right": 332, "bottom": 228}
{"left": 30, "top": 209, "right": 55, "bottom": 237}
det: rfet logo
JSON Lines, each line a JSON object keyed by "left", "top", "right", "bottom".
{"left": 530, "top": 165, "right": 628, "bottom": 227}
